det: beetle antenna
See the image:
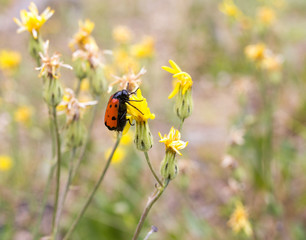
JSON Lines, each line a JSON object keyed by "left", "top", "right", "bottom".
{"left": 126, "top": 102, "right": 144, "bottom": 115}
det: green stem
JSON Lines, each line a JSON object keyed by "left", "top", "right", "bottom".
{"left": 144, "top": 152, "right": 163, "bottom": 187}
{"left": 51, "top": 106, "right": 62, "bottom": 239}
{"left": 132, "top": 180, "right": 169, "bottom": 240}
{"left": 63, "top": 133, "right": 122, "bottom": 240}
{"left": 178, "top": 119, "right": 184, "bottom": 132}
{"left": 72, "top": 95, "right": 100, "bottom": 179}
{"left": 32, "top": 160, "right": 56, "bottom": 240}
{"left": 54, "top": 148, "right": 77, "bottom": 239}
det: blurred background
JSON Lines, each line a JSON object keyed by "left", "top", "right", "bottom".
{"left": 1, "top": 0, "right": 306, "bottom": 239}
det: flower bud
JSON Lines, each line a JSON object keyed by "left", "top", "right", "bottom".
{"left": 73, "top": 58, "right": 91, "bottom": 80}
{"left": 65, "top": 120, "right": 86, "bottom": 149}
{"left": 134, "top": 121, "right": 153, "bottom": 152}
{"left": 29, "top": 37, "right": 44, "bottom": 64}
{"left": 160, "top": 150, "right": 178, "bottom": 180}
{"left": 43, "top": 78, "right": 63, "bottom": 107}
{"left": 175, "top": 87, "right": 193, "bottom": 121}
{"left": 90, "top": 65, "right": 107, "bottom": 95}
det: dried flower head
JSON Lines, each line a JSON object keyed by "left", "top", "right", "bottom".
{"left": 109, "top": 67, "right": 146, "bottom": 93}
{"left": 57, "top": 88, "right": 97, "bottom": 124}
{"left": 72, "top": 43, "right": 102, "bottom": 69}
{"left": 159, "top": 127, "right": 188, "bottom": 155}
{"left": 36, "top": 40, "right": 72, "bottom": 79}
{"left": 14, "top": 2, "right": 54, "bottom": 39}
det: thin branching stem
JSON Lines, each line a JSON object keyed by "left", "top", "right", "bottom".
{"left": 51, "top": 105, "right": 62, "bottom": 239}
{"left": 63, "top": 133, "right": 122, "bottom": 240}
{"left": 144, "top": 152, "right": 163, "bottom": 187}
{"left": 32, "top": 160, "right": 56, "bottom": 240}
{"left": 54, "top": 147, "right": 77, "bottom": 239}
{"left": 132, "top": 180, "right": 169, "bottom": 240}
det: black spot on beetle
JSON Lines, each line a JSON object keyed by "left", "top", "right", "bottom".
{"left": 115, "top": 104, "right": 118, "bottom": 108}
{"left": 110, "top": 104, "right": 112, "bottom": 108}
{"left": 112, "top": 116, "right": 116, "bottom": 120}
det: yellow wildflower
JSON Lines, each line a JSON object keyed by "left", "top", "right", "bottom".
{"left": 0, "top": 155, "right": 13, "bottom": 171}
{"left": 113, "top": 49, "right": 140, "bottom": 73}
{"left": 219, "top": 0, "right": 242, "bottom": 19}
{"left": 57, "top": 88, "right": 97, "bottom": 123}
{"left": 244, "top": 43, "right": 267, "bottom": 62}
{"left": 0, "top": 50, "right": 21, "bottom": 74}
{"left": 131, "top": 36, "right": 155, "bottom": 58}
{"left": 257, "top": 7, "right": 276, "bottom": 25}
{"left": 14, "top": 106, "right": 33, "bottom": 124}
{"left": 228, "top": 202, "right": 253, "bottom": 236}
{"left": 261, "top": 52, "right": 283, "bottom": 72}
{"left": 36, "top": 40, "right": 72, "bottom": 79}
{"left": 121, "top": 131, "right": 133, "bottom": 145}
{"left": 80, "top": 78, "right": 90, "bottom": 92}
{"left": 126, "top": 89, "right": 155, "bottom": 123}
{"left": 109, "top": 67, "right": 146, "bottom": 93}
{"left": 112, "top": 25, "right": 132, "bottom": 44}
{"left": 105, "top": 147, "right": 126, "bottom": 165}
{"left": 14, "top": 2, "right": 54, "bottom": 39}
{"left": 159, "top": 127, "right": 188, "bottom": 155}
{"left": 162, "top": 60, "right": 193, "bottom": 99}
{"left": 69, "top": 19, "right": 97, "bottom": 51}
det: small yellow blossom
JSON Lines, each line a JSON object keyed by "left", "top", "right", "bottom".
{"left": 261, "top": 52, "right": 283, "bottom": 72}
{"left": 228, "top": 202, "right": 253, "bottom": 236}
{"left": 162, "top": 60, "right": 193, "bottom": 99}
{"left": 0, "top": 155, "right": 13, "bottom": 171}
{"left": 69, "top": 19, "right": 97, "bottom": 51}
{"left": 109, "top": 67, "right": 146, "bottom": 93}
{"left": 113, "top": 49, "right": 140, "bottom": 73}
{"left": 0, "top": 50, "right": 21, "bottom": 74}
{"left": 36, "top": 40, "right": 72, "bottom": 79}
{"left": 14, "top": 2, "right": 54, "bottom": 39}
{"left": 80, "top": 78, "right": 90, "bottom": 92}
{"left": 244, "top": 43, "right": 267, "bottom": 62}
{"left": 257, "top": 7, "right": 276, "bottom": 25}
{"left": 112, "top": 25, "right": 132, "bottom": 44}
{"left": 121, "top": 131, "right": 133, "bottom": 145}
{"left": 126, "top": 89, "right": 155, "bottom": 123}
{"left": 131, "top": 36, "right": 155, "bottom": 58}
{"left": 105, "top": 147, "right": 126, "bottom": 165}
{"left": 57, "top": 88, "right": 97, "bottom": 123}
{"left": 159, "top": 127, "right": 188, "bottom": 155}
{"left": 219, "top": 0, "right": 242, "bottom": 19}
{"left": 14, "top": 106, "right": 33, "bottom": 124}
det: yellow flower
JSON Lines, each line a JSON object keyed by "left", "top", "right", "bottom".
{"left": 109, "top": 67, "right": 146, "bottom": 93}
{"left": 80, "top": 78, "right": 90, "bottom": 92}
{"left": 14, "top": 106, "right": 33, "bottom": 124}
{"left": 228, "top": 202, "right": 253, "bottom": 236}
{"left": 244, "top": 43, "right": 267, "bottom": 62}
{"left": 0, "top": 50, "right": 21, "bottom": 74}
{"left": 113, "top": 25, "right": 132, "bottom": 44}
{"left": 126, "top": 89, "right": 155, "bottom": 123}
{"left": 219, "top": 0, "right": 242, "bottom": 19}
{"left": 57, "top": 88, "right": 97, "bottom": 123}
{"left": 162, "top": 60, "right": 193, "bottom": 99}
{"left": 131, "top": 36, "right": 155, "bottom": 58}
{"left": 121, "top": 131, "right": 133, "bottom": 145}
{"left": 113, "top": 48, "right": 140, "bottom": 74}
{"left": 261, "top": 52, "right": 283, "bottom": 72}
{"left": 0, "top": 155, "right": 13, "bottom": 171}
{"left": 36, "top": 40, "right": 72, "bottom": 79}
{"left": 257, "top": 7, "right": 276, "bottom": 25}
{"left": 159, "top": 127, "right": 188, "bottom": 155}
{"left": 14, "top": 2, "right": 54, "bottom": 39}
{"left": 105, "top": 147, "right": 126, "bottom": 165}
{"left": 69, "top": 19, "right": 97, "bottom": 51}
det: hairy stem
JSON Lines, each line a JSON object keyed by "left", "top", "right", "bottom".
{"left": 63, "top": 133, "right": 122, "bottom": 240}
